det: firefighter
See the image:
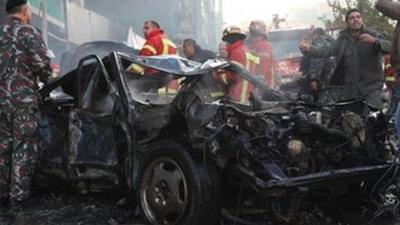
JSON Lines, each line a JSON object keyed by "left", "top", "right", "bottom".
{"left": 247, "top": 20, "right": 276, "bottom": 88}
{"left": 215, "top": 26, "right": 260, "bottom": 103}
{"left": 127, "top": 20, "right": 177, "bottom": 93}
{"left": 384, "top": 55, "right": 400, "bottom": 116}
{"left": 128, "top": 20, "right": 177, "bottom": 75}
{"left": 140, "top": 20, "right": 176, "bottom": 57}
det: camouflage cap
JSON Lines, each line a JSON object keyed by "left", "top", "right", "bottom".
{"left": 6, "top": 0, "right": 27, "bottom": 13}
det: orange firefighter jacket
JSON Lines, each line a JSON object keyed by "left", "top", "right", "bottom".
{"left": 217, "top": 40, "right": 260, "bottom": 103}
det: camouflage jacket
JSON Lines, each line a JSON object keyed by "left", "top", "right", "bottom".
{"left": 307, "top": 34, "right": 336, "bottom": 87}
{"left": 0, "top": 17, "right": 51, "bottom": 110}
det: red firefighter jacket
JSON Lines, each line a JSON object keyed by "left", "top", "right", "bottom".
{"left": 139, "top": 29, "right": 177, "bottom": 75}
{"left": 140, "top": 29, "right": 177, "bottom": 56}
{"left": 248, "top": 35, "right": 276, "bottom": 88}
{"left": 384, "top": 55, "right": 398, "bottom": 90}
{"left": 216, "top": 40, "right": 259, "bottom": 103}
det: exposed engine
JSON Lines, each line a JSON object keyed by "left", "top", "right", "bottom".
{"left": 191, "top": 99, "right": 399, "bottom": 225}
{"left": 201, "top": 101, "right": 390, "bottom": 175}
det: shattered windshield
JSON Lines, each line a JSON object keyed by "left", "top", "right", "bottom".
{"left": 124, "top": 66, "right": 267, "bottom": 106}
{"left": 125, "top": 73, "right": 183, "bottom": 105}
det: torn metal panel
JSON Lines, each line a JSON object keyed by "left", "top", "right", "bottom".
{"left": 128, "top": 54, "right": 229, "bottom": 75}
{"left": 68, "top": 111, "right": 118, "bottom": 166}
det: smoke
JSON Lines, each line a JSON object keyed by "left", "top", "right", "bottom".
{"left": 83, "top": 0, "right": 223, "bottom": 50}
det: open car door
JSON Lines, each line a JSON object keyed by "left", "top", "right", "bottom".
{"left": 67, "top": 55, "right": 122, "bottom": 186}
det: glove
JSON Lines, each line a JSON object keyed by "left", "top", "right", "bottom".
{"left": 126, "top": 63, "right": 145, "bottom": 75}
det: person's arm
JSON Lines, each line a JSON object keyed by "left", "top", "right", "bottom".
{"left": 359, "top": 32, "right": 391, "bottom": 54}
{"left": 375, "top": 33, "right": 392, "bottom": 54}
{"left": 309, "top": 39, "right": 338, "bottom": 58}
{"left": 131, "top": 39, "right": 157, "bottom": 74}
{"left": 255, "top": 42, "right": 273, "bottom": 60}
{"left": 308, "top": 58, "right": 325, "bottom": 81}
{"left": 300, "top": 39, "right": 338, "bottom": 58}
{"left": 23, "top": 26, "right": 52, "bottom": 83}
{"left": 214, "top": 69, "right": 239, "bottom": 87}
{"left": 376, "top": 0, "right": 400, "bottom": 20}
{"left": 139, "top": 39, "right": 157, "bottom": 56}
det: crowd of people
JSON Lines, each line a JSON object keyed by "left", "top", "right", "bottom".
{"left": 1, "top": 0, "right": 400, "bottom": 218}
{"left": 128, "top": 19, "right": 276, "bottom": 103}
{"left": 131, "top": 7, "right": 393, "bottom": 110}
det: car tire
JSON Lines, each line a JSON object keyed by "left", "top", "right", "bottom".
{"left": 138, "top": 139, "right": 221, "bottom": 225}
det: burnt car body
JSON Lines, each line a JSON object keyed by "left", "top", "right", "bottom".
{"left": 37, "top": 42, "right": 400, "bottom": 225}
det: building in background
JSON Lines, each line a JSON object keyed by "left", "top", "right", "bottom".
{"left": 30, "top": 0, "right": 69, "bottom": 63}
{"left": 0, "top": 0, "right": 223, "bottom": 64}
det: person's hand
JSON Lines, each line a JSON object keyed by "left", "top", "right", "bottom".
{"left": 299, "top": 39, "right": 311, "bottom": 53}
{"left": 38, "top": 82, "right": 45, "bottom": 89}
{"left": 310, "top": 80, "right": 318, "bottom": 92}
{"left": 38, "top": 79, "right": 51, "bottom": 89}
{"left": 358, "top": 33, "right": 377, "bottom": 45}
{"left": 126, "top": 63, "right": 145, "bottom": 75}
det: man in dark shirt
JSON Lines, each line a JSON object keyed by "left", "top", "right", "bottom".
{"left": 300, "top": 9, "right": 390, "bottom": 108}
{"left": 183, "top": 38, "right": 216, "bottom": 63}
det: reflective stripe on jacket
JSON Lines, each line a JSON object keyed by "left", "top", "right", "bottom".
{"left": 139, "top": 29, "right": 177, "bottom": 56}
{"left": 225, "top": 40, "right": 260, "bottom": 103}
{"left": 138, "top": 29, "right": 177, "bottom": 75}
{"left": 248, "top": 35, "right": 276, "bottom": 88}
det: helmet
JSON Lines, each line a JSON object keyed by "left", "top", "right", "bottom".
{"left": 249, "top": 20, "right": 267, "bottom": 36}
{"left": 222, "top": 26, "right": 246, "bottom": 42}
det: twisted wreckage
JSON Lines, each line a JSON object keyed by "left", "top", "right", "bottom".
{"left": 37, "top": 41, "right": 400, "bottom": 225}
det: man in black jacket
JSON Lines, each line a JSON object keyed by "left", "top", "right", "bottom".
{"left": 183, "top": 38, "right": 216, "bottom": 63}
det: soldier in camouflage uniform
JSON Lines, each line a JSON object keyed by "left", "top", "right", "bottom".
{"left": 0, "top": 0, "right": 51, "bottom": 205}
{"left": 304, "top": 28, "right": 336, "bottom": 103}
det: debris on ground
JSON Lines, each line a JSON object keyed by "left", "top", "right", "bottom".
{"left": 0, "top": 191, "right": 145, "bottom": 225}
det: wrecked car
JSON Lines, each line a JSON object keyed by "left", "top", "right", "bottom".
{"left": 37, "top": 42, "right": 400, "bottom": 225}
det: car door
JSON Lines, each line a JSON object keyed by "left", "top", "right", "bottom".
{"left": 37, "top": 77, "right": 75, "bottom": 183}
{"left": 67, "top": 56, "right": 120, "bottom": 176}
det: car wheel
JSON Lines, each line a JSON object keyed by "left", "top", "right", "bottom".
{"left": 139, "top": 139, "right": 220, "bottom": 225}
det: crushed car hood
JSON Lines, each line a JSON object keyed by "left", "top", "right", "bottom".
{"left": 127, "top": 54, "right": 229, "bottom": 76}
